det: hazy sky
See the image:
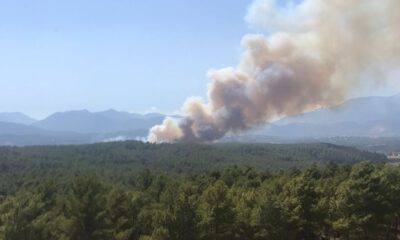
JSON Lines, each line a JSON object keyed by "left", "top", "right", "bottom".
{"left": 0, "top": 0, "right": 398, "bottom": 119}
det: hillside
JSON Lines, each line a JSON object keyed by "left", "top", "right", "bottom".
{"left": 0, "top": 121, "right": 50, "bottom": 136}
{"left": 0, "top": 142, "right": 396, "bottom": 240}
{"left": 0, "top": 110, "right": 165, "bottom": 145}
{"left": 33, "top": 110, "right": 165, "bottom": 133}
{"left": 0, "top": 112, "right": 36, "bottom": 125}
{"left": 0, "top": 141, "right": 386, "bottom": 194}
{"left": 243, "top": 94, "right": 400, "bottom": 139}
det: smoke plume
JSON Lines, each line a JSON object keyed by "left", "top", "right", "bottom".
{"left": 149, "top": 0, "right": 400, "bottom": 143}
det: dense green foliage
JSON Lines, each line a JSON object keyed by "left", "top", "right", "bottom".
{"left": 0, "top": 141, "right": 394, "bottom": 239}
{"left": 322, "top": 137, "right": 400, "bottom": 154}
{"left": 0, "top": 141, "right": 385, "bottom": 195}
{"left": 0, "top": 162, "right": 399, "bottom": 240}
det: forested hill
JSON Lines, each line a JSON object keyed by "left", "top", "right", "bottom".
{"left": 0, "top": 156, "right": 399, "bottom": 239}
{"left": 0, "top": 141, "right": 397, "bottom": 240}
{"left": 0, "top": 141, "right": 385, "bottom": 172}
{"left": 0, "top": 141, "right": 385, "bottom": 195}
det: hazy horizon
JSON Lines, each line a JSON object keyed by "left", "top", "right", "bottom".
{"left": 0, "top": 92, "right": 398, "bottom": 122}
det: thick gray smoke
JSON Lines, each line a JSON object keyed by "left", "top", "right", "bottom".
{"left": 148, "top": 0, "right": 400, "bottom": 143}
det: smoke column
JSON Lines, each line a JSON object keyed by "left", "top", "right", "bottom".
{"left": 149, "top": 0, "right": 400, "bottom": 143}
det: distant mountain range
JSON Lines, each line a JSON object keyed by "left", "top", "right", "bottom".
{"left": 32, "top": 109, "right": 165, "bottom": 133}
{"left": 0, "top": 94, "right": 400, "bottom": 146}
{"left": 241, "top": 94, "right": 400, "bottom": 139}
{"left": 0, "top": 112, "right": 36, "bottom": 125}
{"left": 0, "top": 121, "right": 49, "bottom": 135}
{"left": 0, "top": 110, "right": 167, "bottom": 145}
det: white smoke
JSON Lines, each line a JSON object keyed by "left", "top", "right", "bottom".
{"left": 148, "top": 0, "right": 400, "bottom": 143}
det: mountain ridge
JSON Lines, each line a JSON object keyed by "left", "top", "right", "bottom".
{"left": 256, "top": 94, "right": 400, "bottom": 138}
{"left": 1, "top": 94, "right": 400, "bottom": 145}
{"left": 0, "top": 112, "right": 37, "bottom": 125}
{"left": 32, "top": 110, "right": 166, "bottom": 134}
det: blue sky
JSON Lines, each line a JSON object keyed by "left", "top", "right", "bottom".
{"left": 0, "top": 0, "right": 398, "bottom": 119}
{"left": 0, "top": 0, "right": 253, "bottom": 118}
